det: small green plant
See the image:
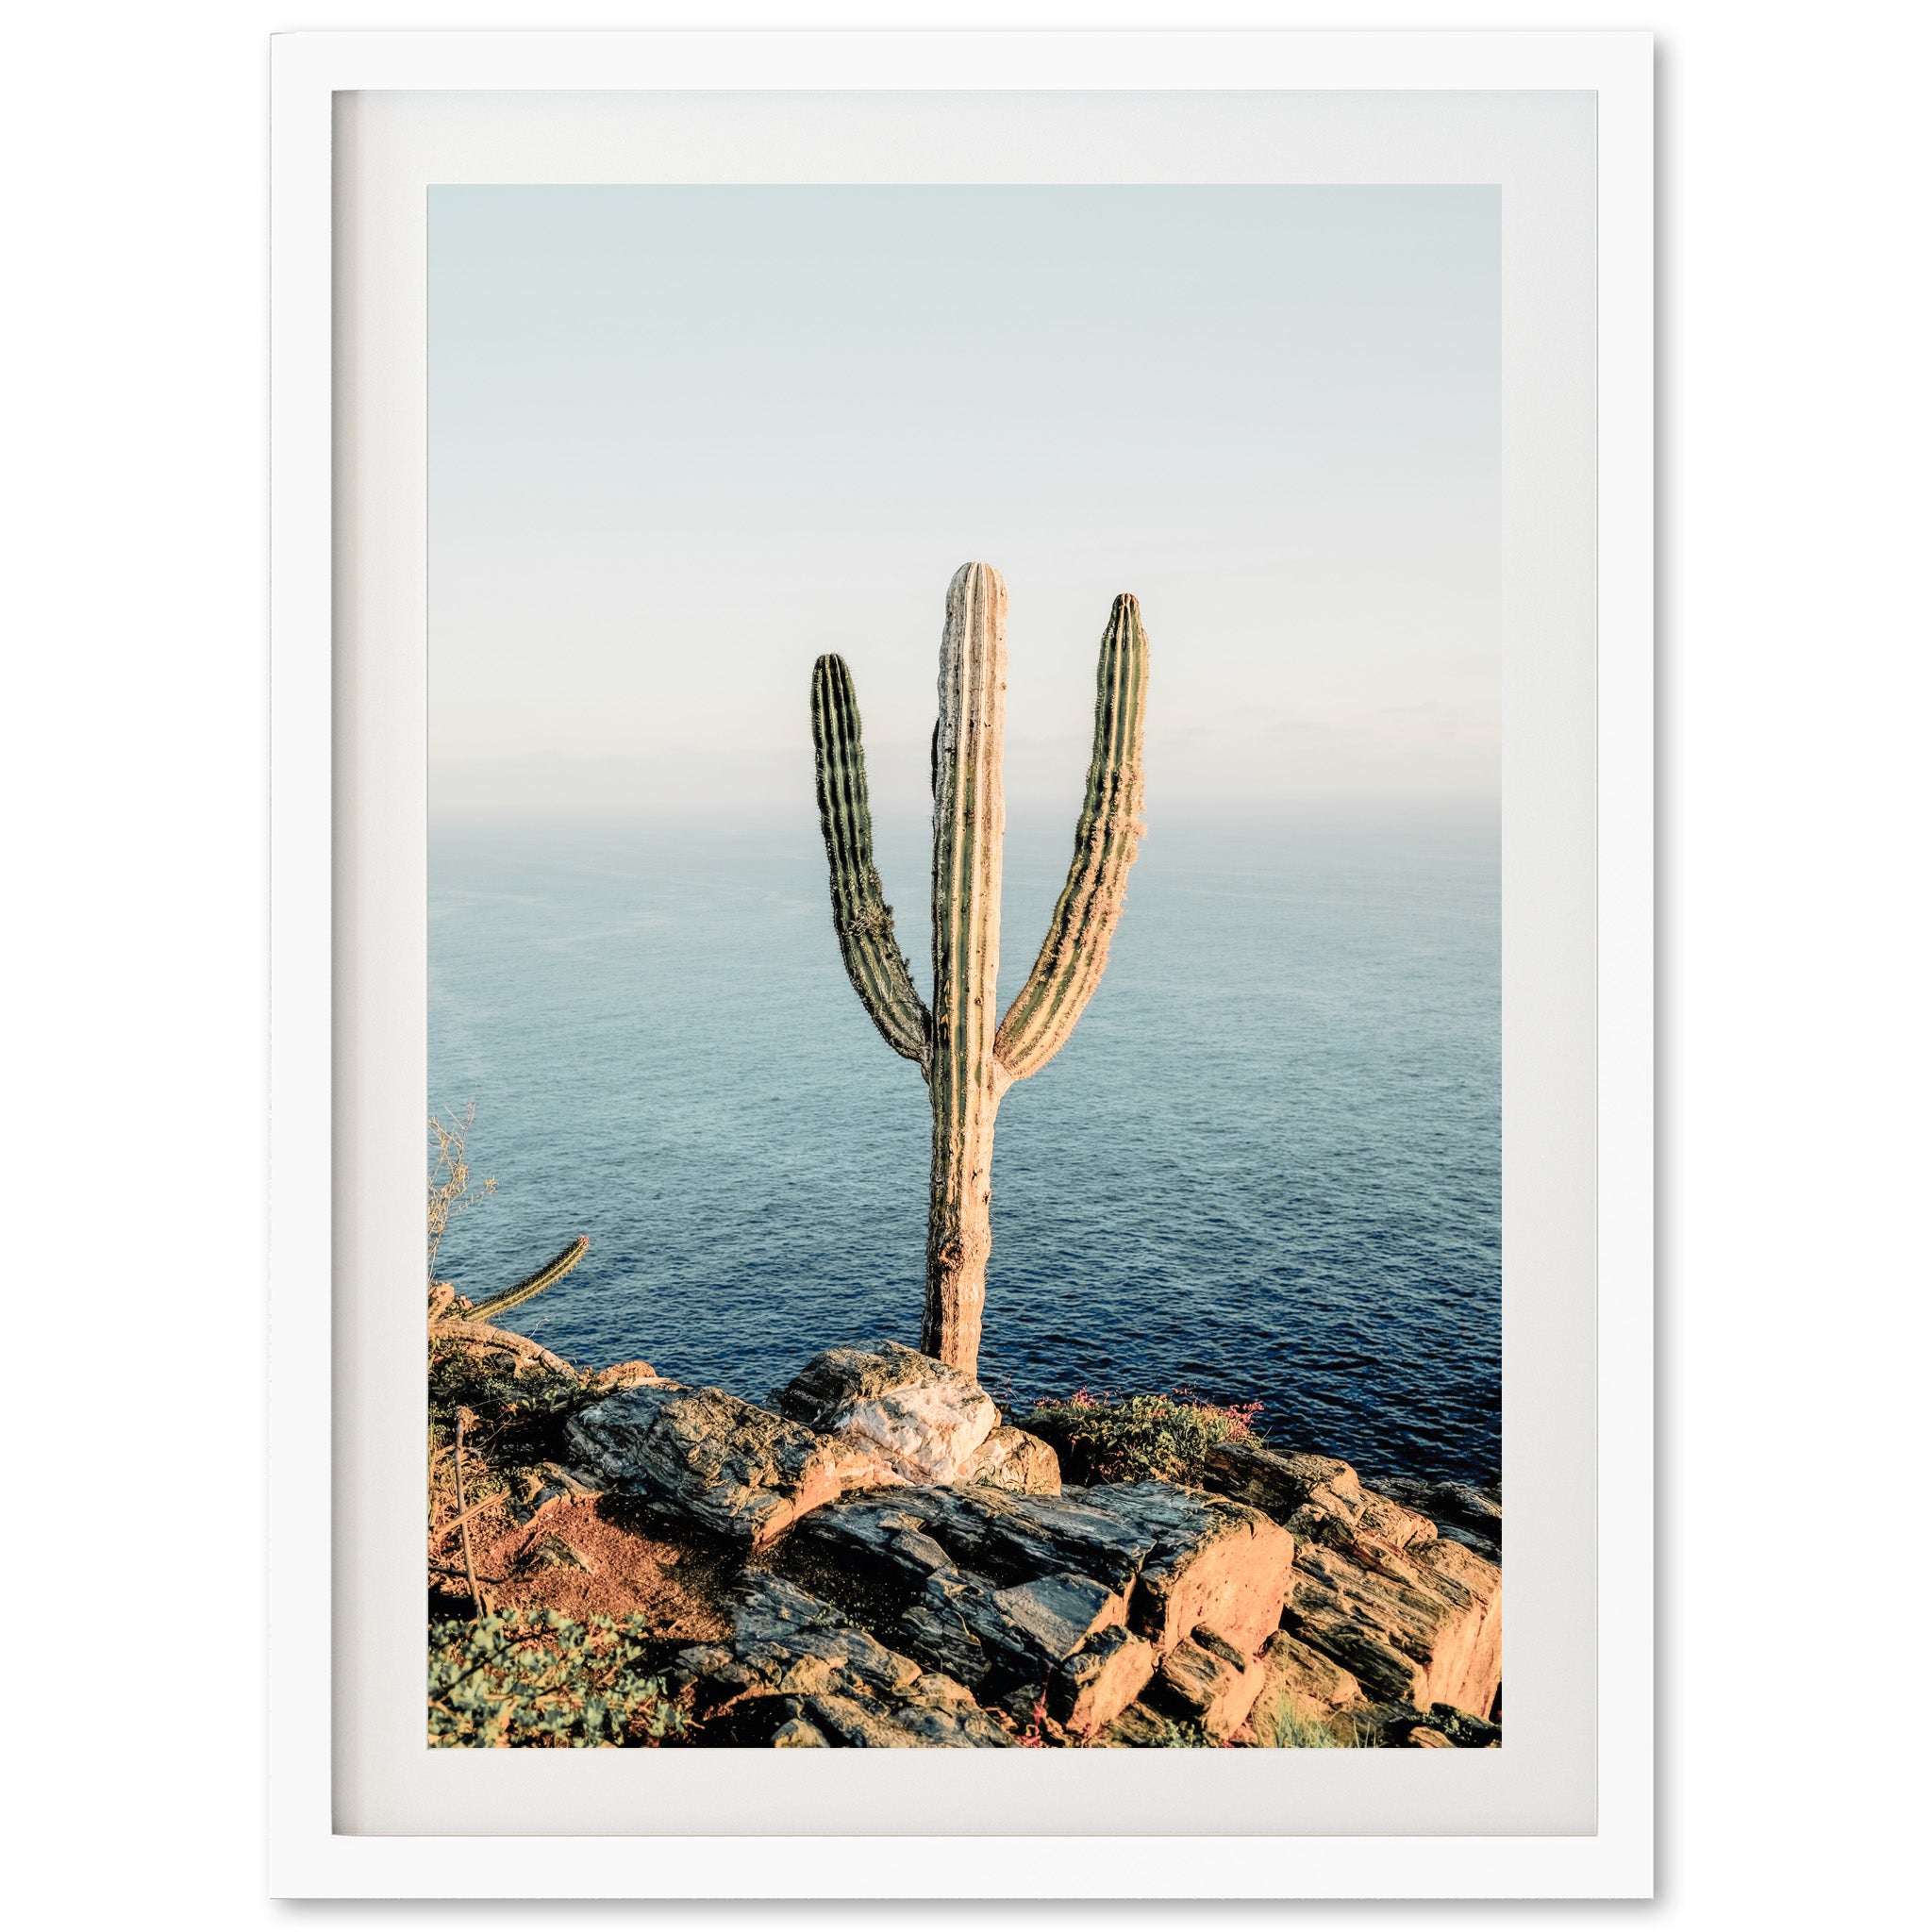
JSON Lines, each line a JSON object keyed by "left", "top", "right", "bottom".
{"left": 1140, "top": 1714, "right": 1223, "bottom": 1749}
{"left": 428, "top": 1607, "right": 690, "bottom": 1748}
{"left": 427, "top": 1338, "right": 583, "bottom": 1455}
{"left": 1025, "top": 1389, "right": 1264, "bottom": 1486}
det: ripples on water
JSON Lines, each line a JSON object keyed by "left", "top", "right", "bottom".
{"left": 429, "top": 813, "right": 1500, "bottom": 1488}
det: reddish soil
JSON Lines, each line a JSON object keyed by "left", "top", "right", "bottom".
{"left": 429, "top": 1491, "right": 734, "bottom": 1641}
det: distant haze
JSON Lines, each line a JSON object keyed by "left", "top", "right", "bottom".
{"left": 429, "top": 185, "right": 1499, "bottom": 822}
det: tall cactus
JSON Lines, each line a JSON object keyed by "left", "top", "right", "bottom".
{"left": 810, "top": 562, "right": 1148, "bottom": 1377}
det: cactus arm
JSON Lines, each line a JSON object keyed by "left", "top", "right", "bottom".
{"left": 810, "top": 654, "right": 933, "bottom": 1065}
{"left": 923, "top": 562, "right": 1010, "bottom": 1371}
{"left": 467, "top": 1235, "right": 590, "bottom": 1324}
{"left": 466, "top": 1234, "right": 589, "bottom": 1324}
{"left": 993, "top": 592, "right": 1150, "bottom": 1083}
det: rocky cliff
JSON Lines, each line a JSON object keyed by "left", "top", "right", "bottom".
{"left": 431, "top": 1335, "right": 1502, "bottom": 1749}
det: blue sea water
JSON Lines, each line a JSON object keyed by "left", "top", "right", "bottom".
{"left": 429, "top": 813, "right": 1500, "bottom": 1489}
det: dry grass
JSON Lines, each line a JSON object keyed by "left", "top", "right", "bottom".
{"left": 426, "top": 1100, "right": 496, "bottom": 1282}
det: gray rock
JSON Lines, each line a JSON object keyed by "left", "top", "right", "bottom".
{"left": 791, "top": 1483, "right": 1152, "bottom": 1598}
{"left": 899, "top": 1571, "right": 1057, "bottom": 1712}
{"left": 788, "top": 1492, "right": 964, "bottom": 1598}
{"left": 800, "top": 1687, "right": 1010, "bottom": 1749}
{"left": 515, "top": 1532, "right": 594, "bottom": 1574}
{"left": 991, "top": 1572, "right": 1125, "bottom": 1661}
{"left": 564, "top": 1382, "right": 875, "bottom": 1548}
{"left": 935, "top": 1486, "right": 1157, "bottom": 1592}
{"left": 1089, "top": 1480, "right": 1299, "bottom": 1656}
{"left": 1374, "top": 1476, "right": 1503, "bottom": 1560}
{"left": 672, "top": 1575, "right": 1010, "bottom": 1747}
{"left": 1427, "top": 1701, "right": 1503, "bottom": 1748}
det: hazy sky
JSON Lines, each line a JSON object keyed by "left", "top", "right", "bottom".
{"left": 429, "top": 185, "right": 1498, "bottom": 820}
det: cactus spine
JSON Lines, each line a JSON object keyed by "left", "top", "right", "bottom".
{"left": 468, "top": 1235, "right": 590, "bottom": 1324}
{"left": 810, "top": 562, "right": 1149, "bottom": 1377}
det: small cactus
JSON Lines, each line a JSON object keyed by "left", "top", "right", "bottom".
{"left": 467, "top": 1235, "right": 591, "bottom": 1324}
{"left": 811, "top": 563, "right": 1148, "bottom": 1376}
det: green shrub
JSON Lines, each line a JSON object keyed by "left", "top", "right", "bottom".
{"left": 1140, "top": 1714, "right": 1222, "bottom": 1748}
{"left": 427, "top": 1338, "right": 583, "bottom": 1454}
{"left": 428, "top": 1607, "right": 689, "bottom": 1748}
{"left": 1025, "top": 1389, "right": 1263, "bottom": 1486}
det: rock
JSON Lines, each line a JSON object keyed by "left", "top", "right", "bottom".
{"left": 1258, "top": 1630, "right": 1363, "bottom": 1711}
{"left": 959, "top": 1425, "right": 1061, "bottom": 1495}
{"left": 515, "top": 1532, "right": 595, "bottom": 1574}
{"left": 1143, "top": 1625, "right": 1267, "bottom": 1739}
{"left": 787, "top": 1492, "right": 964, "bottom": 1600}
{"left": 1204, "top": 1443, "right": 1433, "bottom": 1557}
{"left": 771, "top": 1341, "right": 998, "bottom": 1483}
{"left": 1201, "top": 1442, "right": 1503, "bottom": 1721}
{"left": 1280, "top": 1602, "right": 1430, "bottom": 1707}
{"left": 587, "top": 1358, "right": 663, "bottom": 1394}
{"left": 799, "top": 1484, "right": 1156, "bottom": 1597}
{"left": 1409, "top": 1539, "right": 1503, "bottom": 1715}
{"left": 1374, "top": 1476, "right": 1503, "bottom": 1561}
{"left": 1201, "top": 1440, "right": 1368, "bottom": 1529}
{"left": 428, "top": 1316, "right": 579, "bottom": 1379}
{"left": 788, "top": 1480, "right": 1294, "bottom": 1719}
{"left": 1093, "top": 1702, "right": 1213, "bottom": 1748}
{"left": 671, "top": 1574, "right": 1011, "bottom": 1747}
{"left": 1355, "top": 1492, "right": 1438, "bottom": 1552}
{"left": 992, "top": 1572, "right": 1126, "bottom": 1659}
{"left": 1090, "top": 1481, "right": 1297, "bottom": 1656}
{"left": 564, "top": 1383, "right": 876, "bottom": 1548}
{"left": 505, "top": 1460, "right": 605, "bottom": 1524}
{"left": 1243, "top": 1630, "right": 1365, "bottom": 1744}
{"left": 899, "top": 1572, "right": 1059, "bottom": 1714}
{"left": 1045, "top": 1624, "right": 1158, "bottom": 1737}
{"left": 800, "top": 1687, "right": 1009, "bottom": 1749}
{"left": 770, "top": 1716, "right": 829, "bottom": 1747}
{"left": 939, "top": 1487, "right": 1158, "bottom": 1593}
{"left": 1427, "top": 1702, "right": 1503, "bottom": 1748}
{"left": 792, "top": 1494, "right": 1142, "bottom": 1719}
{"left": 1285, "top": 1531, "right": 1503, "bottom": 1718}
{"left": 1093, "top": 1702, "right": 1182, "bottom": 1748}
{"left": 1407, "top": 1724, "right": 1454, "bottom": 1748}
{"left": 894, "top": 1565, "right": 1126, "bottom": 1721}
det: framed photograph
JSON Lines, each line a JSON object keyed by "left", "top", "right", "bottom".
{"left": 271, "top": 26, "right": 1653, "bottom": 1899}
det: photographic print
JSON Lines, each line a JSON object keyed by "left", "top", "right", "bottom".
{"left": 425, "top": 183, "right": 1503, "bottom": 1753}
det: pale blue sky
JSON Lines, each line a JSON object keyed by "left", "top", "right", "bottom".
{"left": 429, "top": 185, "right": 1499, "bottom": 819}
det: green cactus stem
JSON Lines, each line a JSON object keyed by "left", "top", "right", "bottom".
{"left": 467, "top": 1235, "right": 590, "bottom": 1324}
{"left": 809, "top": 654, "right": 931, "bottom": 1063}
{"left": 994, "top": 593, "right": 1149, "bottom": 1079}
{"left": 810, "top": 563, "right": 1149, "bottom": 1378}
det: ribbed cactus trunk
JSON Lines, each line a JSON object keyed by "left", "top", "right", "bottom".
{"left": 810, "top": 562, "right": 1149, "bottom": 1379}
{"left": 924, "top": 563, "right": 1009, "bottom": 1369}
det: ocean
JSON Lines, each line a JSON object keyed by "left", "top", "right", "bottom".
{"left": 428, "top": 812, "right": 1500, "bottom": 1490}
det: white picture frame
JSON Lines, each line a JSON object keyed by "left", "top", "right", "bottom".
{"left": 271, "top": 25, "right": 1652, "bottom": 1899}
